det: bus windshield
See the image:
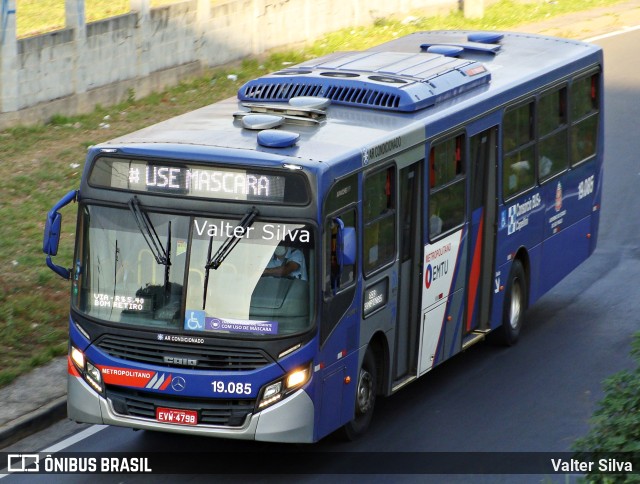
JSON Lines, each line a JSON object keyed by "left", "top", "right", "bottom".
{"left": 73, "top": 204, "right": 315, "bottom": 337}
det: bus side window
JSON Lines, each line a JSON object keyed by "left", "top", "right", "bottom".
{"left": 570, "top": 73, "right": 599, "bottom": 165}
{"left": 429, "top": 135, "right": 465, "bottom": 239}
{"left": 323, "top": 174, "right": 358, "bottom": 298}
{"left": 538, "top": 86, "right": 568, "bottom": 181}
{"left": 325, "top": 210, "right": 356, "bottom": 294}
{"left": 503, "top": 101, "right": 535, "bottom": 198}
{"left": 363, "top": 166, "right": 396, "bottom": 274}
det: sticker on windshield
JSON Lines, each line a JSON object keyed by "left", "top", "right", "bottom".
{"left": 207, "top": 317, "right": 278, "bottom": 335}
{"left": 176, "top": 239, "right": 188, "bottom": 256}
{"left": 184, "top": 311, "right": 278, "bottom": 334}
{"left": 184, "top": 310, "right": 206, "bottom": 330}
{"left": 92, "top": 293, "right": 148, "bottom": 311}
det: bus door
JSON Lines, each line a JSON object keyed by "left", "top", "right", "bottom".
{"left": 465, "top": 126, "right": 498, "bottom": 339}
{"left": 418, "top": 134, "right": 468, "bottom": 375}
{"left": 393, "top": 163, "right": 422, "bottom": 382}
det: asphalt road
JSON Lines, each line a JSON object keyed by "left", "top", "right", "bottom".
{"left": 2, "top": 28, "right": 640, "bottom": 483}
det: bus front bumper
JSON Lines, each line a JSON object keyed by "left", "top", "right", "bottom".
{"left": 68, "top": 375, "right": 315, "bottom": 443}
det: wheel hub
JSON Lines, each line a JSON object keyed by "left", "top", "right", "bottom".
{"left": 356, "top": 368, "right": 373, "bottom": 414}
{"left": 509, "top": 278, "right": 522, "bottom": 329}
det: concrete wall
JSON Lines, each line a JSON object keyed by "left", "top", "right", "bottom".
{"left": 0, "top": 0, "right": 461, "bottom": 128}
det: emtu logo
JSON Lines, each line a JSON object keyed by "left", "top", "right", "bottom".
{"left": 425, "top": 264, "right": 433, "bottom": 289}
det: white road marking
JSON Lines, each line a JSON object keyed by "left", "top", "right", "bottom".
{"left": 0, "top": 425, "right": 108, "bottom": 479}
{"left": 585, "top": 24, "right": 640, "bottom": 42}
{"left": 41, "top": 425, "right": 108, "bottom": 453}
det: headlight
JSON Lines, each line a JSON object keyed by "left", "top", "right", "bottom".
{"left": 257, "top": 364, "right": 311, "bottom": 410}
{"left": 258, "top": 381, "right": 283, "bottom": 409}
{"left": 85, "top": 361, "right": 103, "bottom": 393}
{"left": 71, "top": 346, "right": 85, "bottom": 369}
{"left": 70, "top": 346, "right": 104, "bottom": 394}
{"left": 263, "top": 381, "right": 282, "bottom": 400}
{"left": 285, "top": 367, "right": 310, "bottom": 389}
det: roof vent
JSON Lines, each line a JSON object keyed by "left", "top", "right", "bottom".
{"left": 320, "top": 72, "right": 360, "bottom": 78}
{"left": 368, "top": 75, "right": 408, "bottom": 84}
{"left": 425, "top": 45, "right": 464, "bottom": 57}
{"left": 288, "top": 96, "right": 331, "bottom": 110}
{"left": 257, "top": 130, "right": 300, "bottom": 148}
{"left": 468, "top": 32, "right": 503, "bottom": 44}
{"left": 272, "top": 69, "right": 312, "bottom": 75}
{"left": 241, "top": 114, "right": 284, "bottom": 130}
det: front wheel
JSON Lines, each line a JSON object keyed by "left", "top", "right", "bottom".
{"left": 498, "top": 259, "right": 527, "bottom": 346}
{"left": 341, "top": 348, "right": 377, "bottom": 441}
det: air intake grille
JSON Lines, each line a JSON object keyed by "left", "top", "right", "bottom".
{"left": 324, "top": 86, "right": 400, "bottom": 109}
{"left": 240, "top": 81, "right": 401, "bottom": 110}
{"left": 107, "top": 387, "right": 255, "bottom": 427}
{"left": 96, "top": 334, "right": 272, "bottom": 371}
{"left": 242, "top": 82, "right": 324, "bottom": 101}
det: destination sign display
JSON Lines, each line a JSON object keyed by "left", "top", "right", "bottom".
{"left": 89, "top": 157, "right": 309, "bottom": 204}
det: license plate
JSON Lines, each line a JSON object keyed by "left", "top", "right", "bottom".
{"left": 155, "top": 407, "right": 198, "bottom": 426}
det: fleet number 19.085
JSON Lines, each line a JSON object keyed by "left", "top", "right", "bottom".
{"left": 211, "top": 381, "right": 252, "bottom": 395}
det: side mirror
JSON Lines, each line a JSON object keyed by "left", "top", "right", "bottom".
{"left": 43, "top": 189, "right": 78, "bottom": 279}
{"left": 339, "top": 227, "right": 356, "bottom": 266}
{"left": 43, "top": 212, "right": 62, "bottom": 256}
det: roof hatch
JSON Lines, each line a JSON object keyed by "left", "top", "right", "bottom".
{"left": 237, "top": 49, "right": 491, "bottom": 112}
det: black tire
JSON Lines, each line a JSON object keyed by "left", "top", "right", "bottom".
{"left": 341, "top": 348, "right": 377, "bottom": 441}
{"left": 498, "top": 259, "right": 527, "bottom": 346}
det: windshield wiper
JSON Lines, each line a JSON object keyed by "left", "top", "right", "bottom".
{"left": 128, "top": 196, "right": 172, "bottom": 302}
{"left": 202, "top": 207, "right": 259, "bottom": 310}
{"left": 112, "top": 240, "right": 119, "bottom": 318}
{"left": 128, "top": 196, "right": 170, "bottom": 266}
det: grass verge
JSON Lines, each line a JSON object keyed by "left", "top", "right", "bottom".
{"left": 17, "top": 0, "right": 186, "bottom": 38}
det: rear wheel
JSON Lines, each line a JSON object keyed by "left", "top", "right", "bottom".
{"left": 342, "top": 348, "right": 377, "bottom": 440}
{"left": 498, "top": 259, "right": 527, "bottom": 346}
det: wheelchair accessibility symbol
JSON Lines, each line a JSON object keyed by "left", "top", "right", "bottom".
{"left": 184, "top": 310, "right": 205, "bottom": 330}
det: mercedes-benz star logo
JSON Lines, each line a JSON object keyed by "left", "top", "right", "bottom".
{"left": 171, "top": 376, "right": 186, "bottom": 392}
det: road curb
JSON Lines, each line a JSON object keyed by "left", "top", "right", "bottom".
{"left": 0, "top": 396, "right": 67, "bottom": 450}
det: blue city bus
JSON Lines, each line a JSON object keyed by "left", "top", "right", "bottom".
{"left": 44, "top": 30, "right": 603, "bottom": 443}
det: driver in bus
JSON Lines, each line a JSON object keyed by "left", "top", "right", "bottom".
{"left": 262, "top": 244, "right": 307, "bottom": 281}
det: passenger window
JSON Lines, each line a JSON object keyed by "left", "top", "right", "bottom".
{"left": 570, "top": 73, "right": 599, "bottom": 165}
{"left": 429, "top": 135, "right": 465, "bottom": 239}
{"left": 323, "top": 174, "right": 357, "bottom": 295}
{"left": 363, "top": 166, "right": 396, "bottom": 274}
{"left": 325, "top": 209, "right": 356, "bottom": 294}
{"left": 322, "top": 176, "right": 358, "bottom": 344}
{"left": 503, "top": 102, "right": 535, "bottom": 198}
{"left": 538, "top": 87, "right": 568, "bottom": 181}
